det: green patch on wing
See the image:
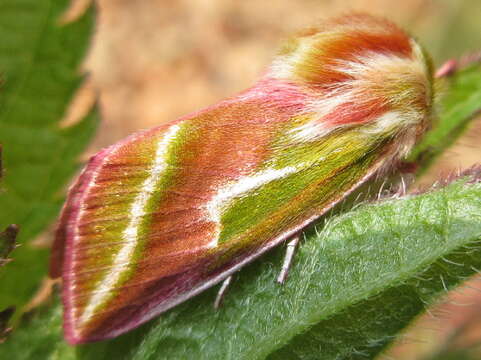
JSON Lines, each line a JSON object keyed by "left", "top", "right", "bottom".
{"left": 218, "top": 128, "right": 385, "bottom": 243}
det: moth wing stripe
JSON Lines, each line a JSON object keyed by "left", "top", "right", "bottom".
{"left": 78, "top": 124, "right": 182, "bottom": 325}
{"left": 206, "top": 165, "right": 304, "bottom": 247}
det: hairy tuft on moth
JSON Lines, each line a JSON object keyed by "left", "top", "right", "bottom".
{"left": 50, "top": 13, "right": 436, "bottom": 344}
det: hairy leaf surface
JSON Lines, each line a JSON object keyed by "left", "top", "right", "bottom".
{"left": 1, "top": 175, "right": 480, "bottom": 359}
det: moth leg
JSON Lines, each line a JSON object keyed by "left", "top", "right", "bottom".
{"left": 277, "top": 235, "right": 300, "bottom": 284}
{"left": 214, "top": 275, "right": 233, "bottom": 309}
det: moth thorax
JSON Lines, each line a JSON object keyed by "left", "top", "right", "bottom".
{"left": 271, "top": 14, "right": 434, "bottom": 135}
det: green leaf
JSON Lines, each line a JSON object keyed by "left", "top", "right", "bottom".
{"left": 1, "top": 173, "right": 480, "bottom": 360}
{"left": 410, "top": 64, "right": 481, "bottom": 174}
{"left": 0, "top": 1, "right": 97, "bottom": 309}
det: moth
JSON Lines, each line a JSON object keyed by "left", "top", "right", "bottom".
{"left": 50, "top": 13, "right": 435, "bottom": 344}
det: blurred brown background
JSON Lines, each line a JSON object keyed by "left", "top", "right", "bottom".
{"left": 63, "top": 0, "right": 481, "bottom": 359}
{"left": 67, "top": 0, "right": 481, "bottom": 163}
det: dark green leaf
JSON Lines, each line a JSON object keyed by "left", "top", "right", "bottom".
{"left": 1, "top": 173, "right": 480, "bottom": 360}
{"left": 0, "top": 0, "right": 97, "bottom": 309}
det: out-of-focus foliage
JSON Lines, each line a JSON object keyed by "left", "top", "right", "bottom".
{"left": 0, "top": 0, "right": 97, "bottom": 310}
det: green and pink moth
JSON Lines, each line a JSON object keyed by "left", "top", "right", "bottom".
{"left": 50, "top": 14, "right": 435, "bottom": 344}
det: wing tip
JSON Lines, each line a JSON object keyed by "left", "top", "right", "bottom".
{"left": 62, "top": 302, "right": 116, "bottom": 345}
{"left": 63, "top": 324, "right": 112, "bottom": 345}
{"left": 49, "top": 142, "right": 125, "bottom": 280}
{"left": 63, "top": 325, "right": 106, "bottom": 345}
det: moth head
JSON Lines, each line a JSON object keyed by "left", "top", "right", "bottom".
{"left": 270, "top": 13, "right": 435, "bottom": 142}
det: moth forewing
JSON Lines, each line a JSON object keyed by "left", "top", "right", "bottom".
{"left": 51, "top": 13, "right": 434, "bottom": 344}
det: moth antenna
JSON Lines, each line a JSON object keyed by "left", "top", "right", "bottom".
{"left": 277, "top": 235, "right": 300, "bottom": 284}
{"left": 435, "top": 59, "right": 458, "bottom": 78}
{"left": 435, "top": 50, "right": 481, "bottom": 77}
{"left": 214, "top": 275, "right": 233, "bottom": 309}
